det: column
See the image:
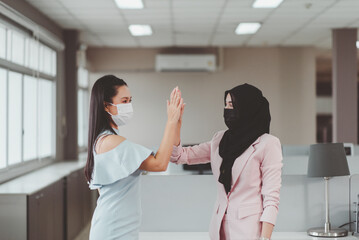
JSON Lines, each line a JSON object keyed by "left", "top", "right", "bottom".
{"left": 63, "top": 30, "right": 79, "bottom": 160}
{"left": 332, "top": 28, "right": 358, "bottom": 144}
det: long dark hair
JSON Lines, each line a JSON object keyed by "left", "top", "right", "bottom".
{"left": 85, "top": 75, "right": 128, "bottom": 182}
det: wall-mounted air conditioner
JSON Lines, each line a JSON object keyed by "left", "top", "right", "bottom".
{"left": 155, "top": 54, "right": 216, "bottom": 72}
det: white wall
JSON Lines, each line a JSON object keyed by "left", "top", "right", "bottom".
{"left": 88, "top": 47, "right": 316, "bottom": 147}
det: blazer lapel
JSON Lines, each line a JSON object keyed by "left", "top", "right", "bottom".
{"left": 212, "top": 147, "right": 222, "bottom": 179}
{"left": 230, "top": 136, "right": 261, "bottom": 191}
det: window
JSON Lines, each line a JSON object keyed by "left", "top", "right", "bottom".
{"left": 0, "top": 25, "right": 5, "bottom": 59}
{"left": 51, "top": 50, "right": 57, "bottom": 76}
{"left": 78, "top": 89, "right": 84, "bottom": 148}
{"left": 38, "top": 43, "right": 56, "bottom": 77}
{"left": 0, "top": 23, "right": 56, "bottom": 74}
{"left": 8, "top": 71, "right": 22, "bottom": 165}
{"left": 38, "top": 79, "right": 54, "bottom": 158}
{"left": 43, "top": 46, "right": 52, "bottom": 76}
{"left": 0, "top": 68, "right": 7, "bottom": 168}
{"left": 77, "top": 67, "right": 89, "bottom": 151}
{"left": 25, "top": 38, "right": 39, "bottom": 71}
{"left": 1, "top": 73, "right": 55, "bottom": 167}
{"left": 0, "top": 20, "right": 57, "bottom": 171}
{"left": 6, "top": 29, "right": 11, "bottom": 61}
{"left": 23, "top": 75, "right": 38, "bottom": 161}
{"left": 11, "top": 31, "right": 25, "bottom": 66}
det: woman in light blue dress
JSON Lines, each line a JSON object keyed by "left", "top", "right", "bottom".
{"left": 84, "top": 75, "right": 184, "bottom": 240}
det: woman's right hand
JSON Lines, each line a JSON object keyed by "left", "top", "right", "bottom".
{"left": 140, "top": 87, "right": 184, "bottom": 172}
{"left": 167, "top": 87, "right": 183, "bottom": 124}
{"left": 178, "top": 100, "right": 185, "bottom": 126}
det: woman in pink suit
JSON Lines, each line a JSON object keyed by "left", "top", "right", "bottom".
{"left": 171, "top": 83, "right": 283, "bottom": 240}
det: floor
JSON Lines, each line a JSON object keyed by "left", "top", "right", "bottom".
{"left": 72, "top": 224, "right": 210, "bottom": 240}
{"left": 74, "top": 223, "right": 91, "bottom": 240}
{"left": 73, "top": 228, "right": 359, "bottom": 240}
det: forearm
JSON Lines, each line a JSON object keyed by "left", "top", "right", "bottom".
{"left": 174, "top": 122, "right": 181, "bottom": 146}
{"left": 261, "top": 221, "right": 274, "bottom": 239}
{"left": 154, "top": 121, "right": 177, "bottom": 169}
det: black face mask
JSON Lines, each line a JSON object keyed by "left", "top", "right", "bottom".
{"left": 223, "top": 109, "right": 240, "bottom": 129}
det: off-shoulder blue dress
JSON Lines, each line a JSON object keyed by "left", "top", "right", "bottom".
{"left": 89, "top": 129, "right": 153, "bottom": 240}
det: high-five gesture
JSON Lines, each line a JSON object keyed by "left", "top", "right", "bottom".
{"left": 140, "top": 86, "right": 185, "bottom": 172}
{"left": 167, "top": 86, "right": 184, "bottom": 124}
{"left": 169, "top": 87, "right": 185, "bottom": 146}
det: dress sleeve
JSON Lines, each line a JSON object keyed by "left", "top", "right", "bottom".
{"left": 259, "top": 136, "right": 283, "bottom": 225}
{"left": 89, "top": 140, "right": 153, "bottom": 189}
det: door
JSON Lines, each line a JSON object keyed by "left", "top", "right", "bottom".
{"left": 28, "top": 179, "right": 65, "bottom": 240}
{"left": 53, "top": 179, "right": 65, "bottom": 240}
{"left": 66, "top": 170, "right": 83, "bottom": 240}
{"left": 28, "top": 192, "right": 40, "bottom": 240}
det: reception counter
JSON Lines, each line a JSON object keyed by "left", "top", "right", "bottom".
{"left": 139, "top": 232, "right": 359, "bottom": 240}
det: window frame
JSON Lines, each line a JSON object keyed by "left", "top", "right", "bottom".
{"left": 0, "top": 18, "right": 58, "bottom": 181}
{"left": 77, "top": 67, "right": 89, "bottom": 154}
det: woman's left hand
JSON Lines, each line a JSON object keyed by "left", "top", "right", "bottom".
{"left": 260, "top": 222, "right": 274, "bottom": 240}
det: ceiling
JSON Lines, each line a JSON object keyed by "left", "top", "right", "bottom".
{"left": 24, "top": 0, "right": 359, "bottom": 48}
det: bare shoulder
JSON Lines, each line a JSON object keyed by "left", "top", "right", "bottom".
{"left": 96, "top": 135, "right": 127, "bottom": 154}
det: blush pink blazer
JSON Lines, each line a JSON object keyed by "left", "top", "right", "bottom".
{"left": 171, "top": 130, "right": 283, "bottom": 240}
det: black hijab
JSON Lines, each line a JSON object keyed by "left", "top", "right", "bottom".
{"left": 218, "top": 83, "right": 271, "bottom": 193}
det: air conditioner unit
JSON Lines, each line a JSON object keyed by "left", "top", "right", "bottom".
{"left": 155, "top": 54, "right": 216, "bottom": 72}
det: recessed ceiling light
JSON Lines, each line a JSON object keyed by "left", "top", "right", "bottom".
{"left": 356, "top": 41, "right": 359, "bottom": 48}
{"left": 252, "top": 0, "right": 284, "bottom": 8}
{"left": 114, "top": 0, "right": 144, "bottom": 9}
{"left": 235, "top": 23, "right": 261, "bottom": 35}
{"left": 129, "top": 25, "right": 152, "bottom": 36}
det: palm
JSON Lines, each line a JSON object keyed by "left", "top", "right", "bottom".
{"left": 167, "top": 87, "right": 184, "bottom": 123}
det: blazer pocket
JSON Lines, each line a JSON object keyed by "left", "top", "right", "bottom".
{"left": 237, "top": 203, "right": 263, "bottom": 219}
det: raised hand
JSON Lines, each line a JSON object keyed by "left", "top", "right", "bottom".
{"left": 139, "top": 86, "right": 184, "bottom": 172}
{"left": 167, "top": 86, "right": 183, "bottom": 124}
{"left": 179, "top": 99, "right": 185, "bottom": 125}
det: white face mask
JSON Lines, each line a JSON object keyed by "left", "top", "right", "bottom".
{"left": 107, "top": 102, "right": 134, "bottom": 127}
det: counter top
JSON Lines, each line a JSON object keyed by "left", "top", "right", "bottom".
{"left": 0, "top": 161, "right": 86, "bottom": 195}
{"left": 139, "top": 232, "right": 359, "bottom": 240}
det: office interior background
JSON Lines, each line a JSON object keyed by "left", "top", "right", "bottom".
{"left": 1, "top": 0, "right": 359, "bottom": 239}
